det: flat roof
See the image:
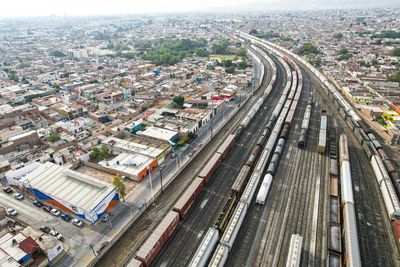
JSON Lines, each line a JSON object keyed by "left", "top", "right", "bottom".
{"left": 0, "top": 248, "right": 20, "bottom": 267}
{"left": 20, "top": 162, "right": 115, "bottom": 211}
{"left": 137, "top": 126, "right": 178, "bottom": 142}
{"left": 8, "top": 130, "right": 37, "bottom": 141}
{"left": 99, "top": 153, "right": 153, "bottom": 176}
{"left": 0, "top": 233, "right": 27, "bottom": 262}
{"left": 103, "top": 136, "right": 162, "bottom": 158}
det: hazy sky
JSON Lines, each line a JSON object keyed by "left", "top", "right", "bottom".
{"left": 0, "top": 0, "right": 397, "bottom": 17}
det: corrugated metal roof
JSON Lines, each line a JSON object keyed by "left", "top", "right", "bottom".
{"left": 21, "top": 162, "right": 115, "bottom": 211}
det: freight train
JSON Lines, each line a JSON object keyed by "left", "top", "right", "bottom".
{"left": 239, "top": 30, "right": 400, "bottom": 243}
{"left": 128, "top": 45, "right": 277, "bottom": 267}
{"left": 339, "top": 134, "right": 362, "bottom": 266}
{"left": 207, "top": 50, "right": 304, "bottom": 267}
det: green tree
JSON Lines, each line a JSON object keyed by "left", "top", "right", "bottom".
{"left": 225, "top": 66, "right": 236, "bottom": 74}
{"left": 388, "top": 71, "right": 400, "bottom": 82}
{"left": 299, "top": 42, "right": 320, "bottom": 55}
{"left": 51, "top": 50, "right": 66, "bottom": 57}
{"left": 236, "top": 47, "right": 246, "bottom": 56}
{"left": 48, "top": 133, "right": 60, "bottom": 142}
{"left": 390, "top": 48, "right": 400, "bottom": 57}
{"left": 90, "top": 147, "right": 100, "bottom": 160}
{"left": 98, "top": 146, "right": 109, "bottom": 161}
{"left": 194, "top": 48, "right": 208, "bottom": 57}
{"left": 237, "top": 60, "right": 248, "bottom": 69}
{"left": 249, "top": 29, "right": 258, "bottom": 35}
{"left": 173, "top": 95, "right": 185, "bottom": 109}
{"left": 333, "top": 33, "right": 344, "bottom": 40}
{"left": 113, "top": 173, "right": 126, "bottom": 201}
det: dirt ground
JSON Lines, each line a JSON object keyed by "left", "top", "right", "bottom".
{"left": 75, "top": 165, "right": 138, "bottom": 193}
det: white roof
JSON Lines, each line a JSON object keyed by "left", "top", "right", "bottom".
{"left": 0, "top": 233, "right": 27, "bottom": 262}
{"left": 8, "top": 130, "right": 37, "bottom": 142}
{"left": 20, "top": 162, "right": 115, "bottom": 211}
{"left": 137, "top": 126, "right": 178, "bottom": 142}
{"left": 0, "top": 248, "right": 20, "bottom": 267}
{"left": 103, "top": 136, "right": 162, "bottom": 158}
{"left": 100, "top": 153, "right": 153, "bottom": 176}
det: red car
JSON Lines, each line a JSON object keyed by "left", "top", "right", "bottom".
{"left": 42, "top": 206, "right": 52, "bottom": 212}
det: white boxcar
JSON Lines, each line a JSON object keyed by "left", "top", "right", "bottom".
{"left": 188, "top": 228, "right": 219, "bottom": 267}
{"left": 340, "top": 161, "right": 355, "bottom": 205}
{"left": 208, "top": 244, "right": 229, "bottom": 267}
{"left": 256, "top": 174, "right": 273, "bottom": 205}
{"left": 220, "top": 201, "right": 248, "bottom": 249}
{"left": 286, "top": 234, "right": 303, "bottom": 267}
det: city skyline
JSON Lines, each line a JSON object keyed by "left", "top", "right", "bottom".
{"left": 1, "top": 0, "right": 399, "bottom": 17}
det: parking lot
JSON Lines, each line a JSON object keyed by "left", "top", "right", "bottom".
{"left": 0, "top": 186, "right": 115, "bottom": 265}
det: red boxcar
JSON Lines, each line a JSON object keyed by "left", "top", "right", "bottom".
{"left": 173, "top": 178, "right": 204, "bottom": 219}
{"left": 198, "top": 153, "right": 222, "bottom": 183}
{"left": 136, "top": 211, "right": 180, "bottom": 266}
{"left": 216, "top": 134, "right": 236, "bottom": 159}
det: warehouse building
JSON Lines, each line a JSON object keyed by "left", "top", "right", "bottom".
{"left": 5, "top": 162, "right": 119, "bottom": 223}
{"left": 137, "top": 126, "right": 179, "bottom": 143}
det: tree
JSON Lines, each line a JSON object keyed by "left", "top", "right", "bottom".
{"left": 236, "top": 47, "right": 247, "bottom": 57}
{"left": 299, "top": 42, "right": 320, "bottom": 55}
{"left": 173, "top": 95, "right": 185, "bottom": 109}
{"left": 98, "top": 146, "right": 109, "bottom": 161}
{"left": 333, "top": 33, "right": 343, "bottom": 40}
{"left": 225, "top": 66, "right": 236, "bottom": 74}
{"left": 90, "top": 147, "right": 100, "bottom": 160}
{"left": 390, "top": 48, "right": 400, "bottom": 57}
{"left": 51, "top": 50, "right": 66, "bottom": 57}
{"left": 237, "top": 60, "right": 248, "bottom": 69}
{"left": 113, "top": 174, "right": 126, "bottom": 201}
{"left": 388, "top": 71, "right": 400, "bottom": 82}
{"left": 194, "top": 48, "right": 208, "bottom": 57}
{"left": 249, "top": 29, "right": 258, "bottom": 35}
{"left": 48, "top": 133, "right": 60, "bottom": 142}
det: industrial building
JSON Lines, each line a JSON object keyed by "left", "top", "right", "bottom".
{"left": 137, "top": 126, "right": 179, "bottom": 143}
{"left": 5, "top": 162, "right": 119, "bottom": 223}
{"left": 99, "top": 152, "right": 157, "bottom": 182}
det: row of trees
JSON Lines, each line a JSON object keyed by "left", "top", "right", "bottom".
{"left": 219, "top": 59, "right": 248, "bottom": 74}
{"left": 249, "top": 29, "right": 280, "bottom": 40}
{"left": 141, "top": 38, "right": 208, "bottom": 66}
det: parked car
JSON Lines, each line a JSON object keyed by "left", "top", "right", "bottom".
{"left": 50, "top": 209, "right": 61, "bottom": 216}
{"left": 72, "top": 219, "right": 83, "bottom": 227}
{"left": 170, "top": 153, "right": 177, "bottom": 159}
{"left": 188, "top": 139, "right": 194, "bottom": 144}
{"left": 3, "top": 187, "right": 13, "bottom": 194}
{"left": 33, "top": 200, "right": 43, "bottom": 208}
{"left": 40, "top": 226, "right": 51, "bottom": 234}
{"left": 42, "top": 206, "right": 52, "bottom": 212}
{"left": 13, "top": 193, "right": 24, "bottom": 200}
{"left": 49, "top": 230, "right": 63, "bottom": 240}
{"left": 61, "top": 213, "right": 72, "bottom": 222}
{"left": 6, "top": 208, "right": 18, "bottom": 216}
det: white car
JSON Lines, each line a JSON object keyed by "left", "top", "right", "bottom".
{"left": 6, "top": 208, "right": 18, "bottom": 216}
{"left": 72, "top": 219, "right": 83, "bottom": 227}
{"left": 13, "top": 193, "right": 24, "bottom": 200}
{"left": 49, "top": 230, "right": 63, "bottom": 240}
{"left": 50, "top": 209, "right": 61, "bottom": 216}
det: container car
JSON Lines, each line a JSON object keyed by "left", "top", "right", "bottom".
{"left": 317, "top": 115, "right": 328, "bottom": 153}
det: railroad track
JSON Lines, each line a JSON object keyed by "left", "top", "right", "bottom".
{"left": 95, "top": 50, "right": 273, "bottom": 267}
{"left": 151, "top": 52, "right": 287, "bottom": 267}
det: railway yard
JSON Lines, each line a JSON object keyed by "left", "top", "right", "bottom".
{"left": 96, "top": 31, "right": 400, "bottom": 267}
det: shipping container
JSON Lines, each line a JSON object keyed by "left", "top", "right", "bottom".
{"left": 330, "top": 177, "right": 339, "bottom": 197}
{"left": 286, "top": 234, "right": 303, "bottom": 267}
{"left": 318, "top": 129, "right": 327, "bottom": 154}
{"left": 256, "top": 174, "right": 273, "bottom": 205}
{"left": 339, "top": 135, "right": 349, "bottom": 164}
{"left": 329, "top": 196, "right": 340, "bottom": 223}
{"left": 342, "top": 203, "right": 361, "bottom": 267}
{"left": 136, "top": 211, "right": 180, "bottom": 266}
{"left": 330, "top": 159, "right": 338, "bottom": 177}
{"left": 340, "top": 162, "right": 355, "bottom": 205}
{"left": 198, "top": 153, "right": 222, "bottom": 183}
{"left": 327, "top": 252, "right": 341, "bottom": 267}
{"left": 173, "top": 178, "right": 204, "bottom": 219}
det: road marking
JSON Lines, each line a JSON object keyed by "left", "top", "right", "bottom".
{"left": 200, "top": 198, "right": 209, "bottom": 209}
